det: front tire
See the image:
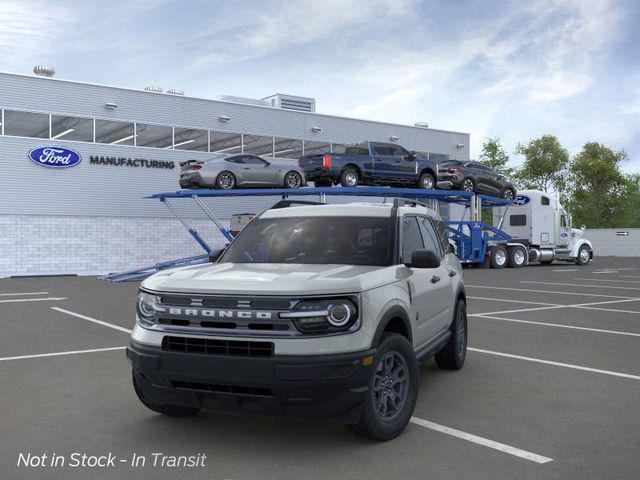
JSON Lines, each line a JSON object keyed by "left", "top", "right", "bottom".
{"left": 348, "top": 333, "right": 418, "bottom": 441}
{"left": 216, "top": 171, "right": 236, "bottom": 190}
{"left": 340, "top": 168, "right": 359, "bottom": 187}
{"left": 284, "top": 171, "right": 303, "bottom": 189}
{"left": 132, "top": 373, "right": 200, "bottom": 417}
{"left": 490, "top": 245, "right": 508, "bottom": 269}
{"left": 576, "top": 245, "right": 591, "bottom": 265}
{"left": 435, "top": 299, "right": 467, "bottom": 370}
{"left": 418, "top": 172, "right": 435, "bottom": 190}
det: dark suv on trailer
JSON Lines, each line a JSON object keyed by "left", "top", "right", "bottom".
{"left": 437, "top": 160, "right": 516, "bottom": 199}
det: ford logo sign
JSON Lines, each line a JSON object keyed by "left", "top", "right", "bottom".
{"left": 514, "top": 195, "right": 530, "bottom": 206}
{"left": 28, "top": 146, "right": 82, "bottom": 168}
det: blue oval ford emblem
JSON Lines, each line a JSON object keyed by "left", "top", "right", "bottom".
{"left": 28, "top": 146, "right": 82, "bottom": 168}
{"left": 514, "top": 195, "right": 530, "bottom": 206}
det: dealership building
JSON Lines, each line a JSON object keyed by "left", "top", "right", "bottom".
{"left": 0, "top": 69, "right": 470, "bottom": 278}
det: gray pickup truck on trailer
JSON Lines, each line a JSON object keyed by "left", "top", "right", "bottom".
{"left": 127, "top": 199, "right": 467, "bottom": 440}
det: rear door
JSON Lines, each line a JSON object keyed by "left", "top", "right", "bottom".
{"left": 400, "top": 216, "right": 451, "bottom": 346}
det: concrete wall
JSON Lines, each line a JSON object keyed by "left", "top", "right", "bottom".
{"left": 584, "top": 228, "right": 640, "bottom": 257}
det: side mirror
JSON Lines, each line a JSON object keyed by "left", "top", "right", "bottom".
{"left": 406, "top": 249, "right": 441, "bottom": 268}
{"left": 404, "top": 151, "right": 416, "bottom": 161}
{"left": 208, "top": 248, "right": 225, "bottom": 263}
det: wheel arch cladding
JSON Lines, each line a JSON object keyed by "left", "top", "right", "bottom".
{"left": 372, "top": 306, "right": 413, "bottom": 347}
{"left": 420, "top": 167, "right": 436, "bottom": 178}
{"left": 343, "top": 163, "right": 362, "bottom": 176}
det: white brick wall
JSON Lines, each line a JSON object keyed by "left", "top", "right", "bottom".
{"left": 584, "top": 228, "right": 640, "bottom": 257}
{"left": 0, "top": 215, "right": 230, "bottom": 278}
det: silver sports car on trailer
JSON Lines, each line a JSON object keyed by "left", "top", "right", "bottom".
{"left": 179, "top": 154, "right": 307, "bottom": 190}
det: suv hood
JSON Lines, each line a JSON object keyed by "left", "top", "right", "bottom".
{"left": 142, "top": 262, "right": 400, "bottom": 295}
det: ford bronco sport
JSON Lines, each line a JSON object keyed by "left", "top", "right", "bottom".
{"left": 127, "top": 199, "right": 467, "bottom": 440}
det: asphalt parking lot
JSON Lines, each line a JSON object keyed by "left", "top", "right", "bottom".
{"left": 1, "top": 257, "right": 639, "bottom": 480}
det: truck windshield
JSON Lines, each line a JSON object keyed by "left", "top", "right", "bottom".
{"left": 220, "top": 216, "right": 394, "bottom": 266}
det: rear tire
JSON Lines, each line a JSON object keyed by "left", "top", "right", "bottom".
{"left": 489, "top": 245, "right": 508, "bottom": 269}
{"left": 132, "top": 373, "right": 200, "bottom": 417}
{"left": 348, "top": 333, "right": 418, "bottom": 441}
{"left": 507, "top": 246, "right": 526, "bottom": 268}
{"left": 435, "top": 299, "right": 467, "bottom": 370}
{"left": 216, "top": 171, "right": 236, "bottom": 190}
{"left": 418, "top": 172, "right": 435, "bottom": 190}
{"left": 284, "top": 171, "right": 303, "bottom": 189}
{"left": 340, "top": 168, "right": 359, "bottom": 187}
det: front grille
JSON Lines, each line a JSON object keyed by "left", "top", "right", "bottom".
{"left": 171, "top": 380, "right": 274, "bottom": 397}
{"left": 162, "top": 336, "right": 274, "bottom": 357}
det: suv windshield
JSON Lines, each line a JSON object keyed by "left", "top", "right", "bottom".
{"left": 220, "top": 216, "right": 395, "bottom": 266}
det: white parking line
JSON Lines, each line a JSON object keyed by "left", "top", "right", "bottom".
{"left": 469, "top": 347, "right": 640, "bottom": 381}
{"left": 0, "top": 346, "right": 126, "bottom": 362}
{"left": 621, "top": 275, "right": 640, "bottom": 279}
{"left": 0, "top": 297, "right": 67, "bottom": 304}
{"left": 0, "top": 292, "right": 49, "bottom": 296}
{"left": 573, "top": 278, "right": 640, "bottom": 284}
{"left": 51, "top": 307, "right": 132, "bottom": 334}
{"left": 521, "top": 281, "right": 640, "bottom": 292}
{"left": 471, "top": 314, "right": 640, "bottom": 337}
{"left": 473, "top": 297, "right": 640, "bottom": 317}
{"left": 410, "top": 417, "right": 553, "bottom": 464}
{"left": 552, "top": 269, "right": 578, "bottom": 272}
{"left": 467, "top": 296, "right": 559, "bottom": 307}
{"left": 466, "top": 285, "right": 635, "bottom": 299}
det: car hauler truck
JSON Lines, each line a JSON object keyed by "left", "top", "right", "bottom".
{"left": 489, "top": 189, "right": 593, "bottom": 268}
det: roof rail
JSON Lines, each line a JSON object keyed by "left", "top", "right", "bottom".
{"left": 271, "top": 199, "right": 324, "bottom": 209}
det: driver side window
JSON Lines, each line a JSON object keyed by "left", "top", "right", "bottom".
{"left": 401, "top": 217, "right": 425, "bottom": 264}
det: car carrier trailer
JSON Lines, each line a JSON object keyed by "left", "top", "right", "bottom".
{"left": 100, "top": 186, "right": 591, "bottom": 282}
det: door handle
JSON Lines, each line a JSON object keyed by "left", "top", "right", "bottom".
{"left": 430, "top": 275, "right": 440, "bottom": 283}
{"left": 448, "top": 270, "right": 457, "bottom": 277}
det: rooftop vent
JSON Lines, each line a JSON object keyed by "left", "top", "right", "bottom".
{"left": 167, "top": 88, "right": 185, "bottom": 96}
{"left": 144, "top": 85, "right": 163, "bottom": 93}
{"left": 33, "top": 65, "right": 55, "bottom": 77}
{"left": 262, "top": 94, "right": 316, "bottom": 112}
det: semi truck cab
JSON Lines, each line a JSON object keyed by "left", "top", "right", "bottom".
{"left": 495, "top": 189, "right": 593, "bottom": 265}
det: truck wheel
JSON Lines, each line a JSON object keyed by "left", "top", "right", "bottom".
{"left": 576, "top": 245, "right": 591, "bottom": 265}
{"left": 216, "top": 171, "right": 236, "bottom": 190}
{"left": 347, "top": 333, "right": 418, "bottom": 441}
{"left": 418, "top": 172, "right": 435, "bottom": 190}
{"left": 489, "top": 245, "right": 508, "bottom": 269}
{"left": 507, "top": 246, "right": 526, "bottom": 268}
{"left": 340, "top": 168, "right": 359, "bottom": 187}
{"left": 435, "top": 299, "right": 467, "bottom": 370}
{"left": 132, "top": 373, "right": 200, "bottom": 417}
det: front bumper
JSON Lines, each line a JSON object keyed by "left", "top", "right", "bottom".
{"left": 127, "top": 340, "right": 376, "bottom": 423}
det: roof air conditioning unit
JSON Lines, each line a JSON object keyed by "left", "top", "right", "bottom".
{"left": 167, "top": 88, "right": 185, "bottom": 96}
{"left": 262, "top": 94, "right": 316, "bottom": 112}
{"left": 144, "top": 85, "right": 163, "bottom": 93}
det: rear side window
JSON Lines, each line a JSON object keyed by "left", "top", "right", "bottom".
{"left": 510, "top": 215, "right": 527, "bottom": 226}
{"left": 401, "top": 217, "right": 425, "bottom": 264}
{"left": 226, "top": 156, "right": 244, "bottom": 164}
{"left": 541, "top": 196, "right": 550, "bottom": 206}
{"left": 345, "top": 147, "right": 369, "bottom": 156}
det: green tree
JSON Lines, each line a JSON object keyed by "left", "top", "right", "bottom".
{"left": 478, "top": 137, "right": 514, "bottom": 177}
{"left": 515, "top": 135, "right": 569, "bottom": 192}
{"left": 566, "top": 142, "right": 633, "bottom": 228}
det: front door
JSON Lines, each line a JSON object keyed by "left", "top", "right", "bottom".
{"left": 242, "top": 155, "right": 278, "bottom": 185}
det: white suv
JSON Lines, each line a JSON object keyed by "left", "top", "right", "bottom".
{"left": 127, "top": 199, "right": 467, "bottom": 440}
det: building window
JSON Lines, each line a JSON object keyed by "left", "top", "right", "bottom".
{"left": 135, "top": 123, "right": 172, "bottom": 149}
{"left": 173, "top": 127, "right": 208, "bottom": 151}
{"left": 95, "top": 119, "right": 135, "bottom": 145}
{"left": 210, "top": 131, "right": 242, "bottom": 154}
{"left": 3, "top": 110, "right": 49, "bottom": 138}
{"left": 274, "top": 137, "right": 303, "bottom": 159}
{"left": 331, "top": 143, "right": 348, "bottom": 154}
{"left": 243, "top": 135, "right": 274, "bottom": 156}
{"left": 51, "top": 115, "right": 93, "bottom": 142}
{"left": 303, "top": 140, "right": 331, "bottom": 156}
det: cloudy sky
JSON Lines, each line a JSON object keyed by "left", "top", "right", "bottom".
{"left": 1, "top": 0, "right": 638, "bottom": 171}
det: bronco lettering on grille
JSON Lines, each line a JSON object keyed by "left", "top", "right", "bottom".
{"left": 165, "top": 308, "right": 273, "bottom": 320}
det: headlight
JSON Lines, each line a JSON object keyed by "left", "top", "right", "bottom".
{"left": 282, "top": 298, "right": 359, "bottom": 334}
{"left": 136, "top": 291, "right": 161, "bottom": 327}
